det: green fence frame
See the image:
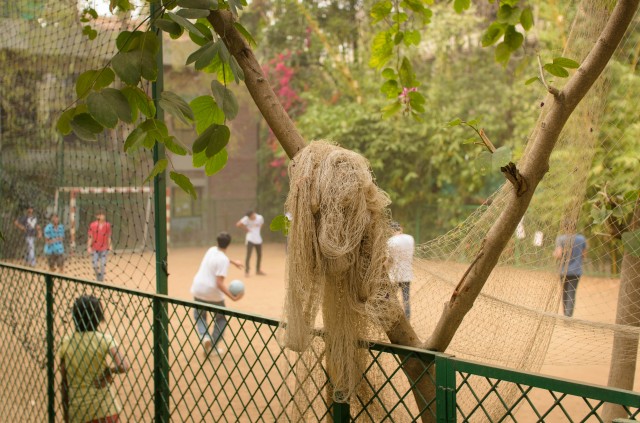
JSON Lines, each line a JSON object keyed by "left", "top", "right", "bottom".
{"left": 1, "top": 263, "right": 639, "bottom": 422}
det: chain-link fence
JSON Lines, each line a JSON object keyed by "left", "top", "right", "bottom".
{"left": 1, "top": 263, "right": 638, "bottom": 422}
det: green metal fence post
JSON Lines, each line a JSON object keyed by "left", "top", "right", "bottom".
{"left": 332, "top": 400, "right": 350, "bottom": 422}
{"left": 435, "top": 355, "right": 456, "bottom": 423}
{"left": 45, "top": 273, "right": 55, "bottom": 423}
{"left": 151, "top": 3, "right": 170, "bottom": 421}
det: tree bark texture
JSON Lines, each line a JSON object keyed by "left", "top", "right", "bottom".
{"left": 603, "top": 199, "right": 640, "bottom": 421}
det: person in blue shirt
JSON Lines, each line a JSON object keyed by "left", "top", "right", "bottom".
{"left": 554, "top": 233, "right": 587, "bottom": 317}
{"left": 44, "top": 214, "right": 65, "bottom": 272}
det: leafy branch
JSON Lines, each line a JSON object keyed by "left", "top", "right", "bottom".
{"left": 57, "top": 0, "right": 252, "bottom": 198}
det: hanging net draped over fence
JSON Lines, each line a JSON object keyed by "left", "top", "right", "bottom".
{"left": 0, "top": 1, "right": 156, "bottom": 291}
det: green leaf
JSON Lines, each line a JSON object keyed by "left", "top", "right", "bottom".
{"left": 380, "top": 79, "right": 400, "bottom": 99}
{"left": 453, "top": 0, "right": 470, "bottom": 13}
{"left": 192, "top": 150, "right": 208, "bottom": 167}
{"left": 229, "top": 56, "right": 245, "bottom": 83}
{"left": 520, "top": 7, "right": 533, "bottom": 31}
{"left": 495, "top": 42, "right": 511, "bottom": 64}
{"left": 190, "top": 95, "right": 225, "bottom": 133}
{"left": 447, "top": 118, "right": 462, "bottom": 127}
{"left": 204, "top": 148, "right": 228, "bottom": 175}
{"left": 462, "top": 137, "right": 477, "bottom": 145}
{"left": 102, "top": 88, "right": 133, "bottom": 123}
{"left": 94, "top": 68, "right": 116, "bottom": 90}
{"left": 544, "top": 63, "right": 569, "bottom": 78}
{"left": 497, "top": 5, "right": 521, "bottom": 25}
{"left": 116, "top": 31, "right": 142, "bottom": 52}
{"left": 87, "top": 92, "right": 118, "bottom": 128}
{"left": 391, "top": 12, "right": 408, "bottom": 23}
{"left": 403, "top": 30, "right": 421, "bottom": 46}
{"left": 270, "top": 214, "right": 290, "bottom": 235}
{"left": 167, "top": 11, "right": 204, "bottom": 38}
{"left": 124, "top": 127, "right": 147, "bottom": 152}
{"left": 481, "top": 22, "right": 506, "bottom": 47}
{"left": 408, "top": 91, "right": 425, "bottom": 108}
{"left": 195, "top": 42, "right": 220, "bottom": 70}
{"left": 187, "top": 40, "right": 214, "bottom": 65}
{"left": 121, "top": 86, "right": 156, "bottom": 120}
{"left": 394, "top": 32, "right": 404, "bottom": 45}
{"left": 192, "top": 123, "right": 230, "bottom": 157}
{"left": 381, "top": 68, "right": 396, "bottom": 80}
{"left": 210, "top": 80, "right": 239, "bottom": 119}
{"left": 188, "top": 22, "right": 213, "bottom": 45}
{"left": 70, "top": 113, "right": 104, "bottom": 141}
{"left": 112, "top": 51, "right": 141, "bottom": 85}
{"left": 369, "top": 31, "right": 393, "bottom": 69}
{"left": 553, "top": 57, "right": 579, "bottom": 69}
{"left": 398, "top": 57, "right": 417, "bottom": 88}
{"left": 140, "top": 118, "right": 169, "bottom": 142}
{"left": 144, "top": 159, "right": 168, "bottom": 183}
{"left": 504, "top": 26, "right": 524, "bottom": 51}
{"left": 525, "top": 76, "right": 541, "bottom": 85}
{"left": 82, "top": 25, "right": 98, "bottom": 40}
{"left": 170, "top": 171, "right": 198, "bottom": 199}
{"left": 159, "top": 91, "right": 194, "bottom": 125}
{"left": 381, "top": 100, "right": 402, "bottom": 119}
{"left": 227, "top": 0, "right": 244, "bottom": 16}
{"left": 163, "top": 136, "right": 189, "bottom": 156}
{"left": 233, "top": 22, "right": 257, "bottom": 47}
{"left": 622, "top": 229, "right": 640, "bottom": 257}
{"left": 155, "top": 18, "right": 183, "bottom": 37}
{"left": 176, "top": 8, "right": 211, "bottom": 18}
{"left": 112, "top": 50, "right": 157, "bottom": 84}
{"left": 177, "top": 0, "right": 217, "bottom": 9}
{"left": 56, "top": 108, "right": 76, "bottom": 136}
{"left": 76, "top": 70, "right": 98, "bottom": 99}
{"left": 370, "top": 0, "right": 392, "bottom": 23}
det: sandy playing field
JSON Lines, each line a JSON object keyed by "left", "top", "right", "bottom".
{"left": 1, "top": 243, "right": 638, "bottom": 422}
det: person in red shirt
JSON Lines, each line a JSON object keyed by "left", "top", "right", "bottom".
{"left": 87, "top": 211, "right": 112, "bottom": 282}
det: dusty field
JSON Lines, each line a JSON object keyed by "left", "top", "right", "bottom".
{"left": 1, "top": 243, "right": 638, "bottom": 422}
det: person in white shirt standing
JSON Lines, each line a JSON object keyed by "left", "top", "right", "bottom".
{"left": 387, "top": 221, "right": 415, "bottom": 319}
{"left": 236, "top": 210, "right": 266, "bottom": 277}
{"left": 191, "top": 232, "right": 244, "bottom": 356}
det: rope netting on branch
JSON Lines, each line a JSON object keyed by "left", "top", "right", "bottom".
{"left": 278, "top": 0, "right": 639, "bottom": 418}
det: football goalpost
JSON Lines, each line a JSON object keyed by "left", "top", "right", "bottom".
{"left": 53, "top": 186, "right": 171, "bottom": 253}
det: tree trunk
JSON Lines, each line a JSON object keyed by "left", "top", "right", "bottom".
{"left": 602, "top": 198, "right": 640, "bottom": 421}
{"left": 208, "top": 2, "right": 640, "bottom": 421}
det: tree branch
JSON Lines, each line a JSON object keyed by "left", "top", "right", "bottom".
{"left": 537, "top": 54, "right": 560, "bottom": 97}
{"left": 424, "top": 0, "right": 639, "bottom": 352}
{"left": 207, "top": 10, "right": 307, "bottom": 159}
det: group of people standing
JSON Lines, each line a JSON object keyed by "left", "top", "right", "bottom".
{"left": 14, "top": 205, "right": 112, "bottom": 282}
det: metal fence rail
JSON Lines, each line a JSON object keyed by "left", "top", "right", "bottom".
{"left": 0, "top": 263, "right": 638, "bottom": 422}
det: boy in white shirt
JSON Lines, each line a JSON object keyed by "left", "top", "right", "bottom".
{"left": 387, "top": 221, "right": 415, "bottom": 319}
{"left": 236, "top": 210, "right": 266, "bottom": 277}
{"left": 191, "top": 232, "right": 244, "bottom": 355}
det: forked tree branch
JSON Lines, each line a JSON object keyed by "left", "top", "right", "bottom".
{"left": 424, "top": 0, "right": 640, "bottom": 352}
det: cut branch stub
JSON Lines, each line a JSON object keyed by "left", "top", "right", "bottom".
{"left": 500, "top": 162, "right": 528, "bottom": 197}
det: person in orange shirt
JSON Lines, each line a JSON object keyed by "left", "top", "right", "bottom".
{"left": 87, "top": 211, "right": 111, "bottom": 282}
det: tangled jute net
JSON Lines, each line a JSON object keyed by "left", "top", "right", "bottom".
{"left": 279, "top": 141, "right": 404, "bottom": 402}
{"left": 279, "top": 2, "right": 639, "bottom": 419}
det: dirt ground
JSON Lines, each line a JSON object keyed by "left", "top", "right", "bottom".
{"left": 1, "top": 243, "right": 638, "bottom": 421}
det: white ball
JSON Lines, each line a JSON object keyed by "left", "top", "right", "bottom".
{"left": 229, "top": 279, "right": 245, "bottom": 296}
